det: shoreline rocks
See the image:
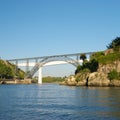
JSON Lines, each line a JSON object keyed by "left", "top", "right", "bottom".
{"left": 88, "top": 72, "right": 110, "bottom": 87}
{"left": 60, "top": 72, "right": 120, "bottom": 87}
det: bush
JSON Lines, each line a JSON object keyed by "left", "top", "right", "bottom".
{"left": 75, "top": 59, "right": 98, "bottom": 74}
{"left": 89, "top": 59, "right": 99, "bottom": 72}
{"left": 75, "top": 65, "right": 82, "bottom": 74}
{"left": 108, "top": 69, "right": 120, "bottom": 80}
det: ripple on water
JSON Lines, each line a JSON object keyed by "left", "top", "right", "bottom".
{"left": 0, "top": 84, "right": 120, "bottom": 120}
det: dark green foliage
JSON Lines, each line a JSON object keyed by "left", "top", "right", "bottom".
{"left": 108, "top": 69, "right": 120, "bottom": 80}
{"left": 88, "top": 59, "right": 99, "bottom": 72}
{"left": 75, "top": 59, "right": 98, "bottom": 74}
{"left": 75, "top": 65, "right": 82, "bottom": 74}
{"left": 107, "top": 37, "right": 120, "bottom": 49}
{"left": 80, "top": 54, "right": 87, "bottom": 62}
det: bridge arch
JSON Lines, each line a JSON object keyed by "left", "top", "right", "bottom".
{"left": 27, "top": 56, "right": 80, "bottom": 83}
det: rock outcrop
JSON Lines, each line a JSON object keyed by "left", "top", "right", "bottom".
{"left": 88, "top": 72, "right": 110, "bottom": 86}
{"left": 60, "top": 61, "right": 120, "bottom": 87}
{"left": 110, "top": 80, "right": 120, "bottom": 87}
{"left": 98, "top": 61, "right": 120, "bottom": 74}
{"left": 75, "top": 73, "right": 89, "bottom": 86}
{"left": 61, "top": 72, "right": 120, "bottom": 87}
{"left": 60, "top": 76, "right": 77, "bottom": 86}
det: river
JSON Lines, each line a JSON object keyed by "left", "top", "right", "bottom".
{"left": 0, "top": 84, "right": 120, "bottom": 120}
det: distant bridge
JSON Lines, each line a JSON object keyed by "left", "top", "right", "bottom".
{"left": 8, "top": 52, "right": 94, "bottom": 84}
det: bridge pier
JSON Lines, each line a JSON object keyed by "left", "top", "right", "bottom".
{"left": 26, "top": 59, "right": 29, "bottom": 73}
{"left": 38, "top": 67, "right": 42, "bottom": 84}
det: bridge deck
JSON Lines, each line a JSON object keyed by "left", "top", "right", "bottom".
{"left": 7, "top": 52, "right": 95, "bottom": 61}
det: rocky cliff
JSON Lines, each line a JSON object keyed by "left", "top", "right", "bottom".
{"left": 60, "top": 61, "right": 120, "bottom": 87}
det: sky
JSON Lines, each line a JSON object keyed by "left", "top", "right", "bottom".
{"left": 0, "top": 0, "right": 120, "bottom": 77}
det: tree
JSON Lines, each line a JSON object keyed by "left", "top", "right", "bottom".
{"left": 0, "top": 60, "right": 14, "bottom": 79}
{"left": 0, "top": 59, "right": 25, "bottom": 79}
{"left": 80, "top": 54, "right": 87, "bottom": 63}
{"left": 89, "top": 59, "right": 99, "bottom": 72}
{"left": 107, "top": 37, "right": 120, "bottom": 50}
{"left": 75, "top": 59, "right": 98, "bottom": 74}
{"left": 75, "top": 65, "right": 82, "bottom": 74}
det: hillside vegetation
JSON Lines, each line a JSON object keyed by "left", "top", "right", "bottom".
{"left": 90, "top": 51, "right": 120, "bottom": 65}
{"left": 0, "top": 59, "right": 25, "bottom": 80}
{"left": 75, "top": 37, "right": 120, "bottom": 82}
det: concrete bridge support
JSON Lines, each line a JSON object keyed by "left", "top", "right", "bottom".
{"left": 38, "top": 67, "right": 42, "bottom": 84}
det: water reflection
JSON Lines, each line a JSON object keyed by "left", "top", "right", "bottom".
{"left": 75, "top": 86, "right": 120, "bottom": 119}
{"left": 0, "top": 84, "right": 120, "bottom": 120}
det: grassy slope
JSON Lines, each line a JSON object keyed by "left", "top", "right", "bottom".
{"left": 91, "top": 51, "right": 120, "bottom": 65}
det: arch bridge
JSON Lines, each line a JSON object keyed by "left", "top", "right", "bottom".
{"left": 8, "top": 52, "right": 94, "bottom": 84}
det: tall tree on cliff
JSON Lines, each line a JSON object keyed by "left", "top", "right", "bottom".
{"left": 80, "top": 53, "right": 87, "bottom": 63}
{"left": 107, "top": 37, "right": 120, "bottom": 51}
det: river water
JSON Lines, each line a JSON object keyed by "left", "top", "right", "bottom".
{"left": 0, "top": 84, "right": 120, "bottom": 120}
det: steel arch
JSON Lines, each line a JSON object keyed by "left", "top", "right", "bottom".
{"left": 27, "top": 56, "right": 79, "bottom": 78}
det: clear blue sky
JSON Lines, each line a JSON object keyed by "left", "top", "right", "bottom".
{"left": 0, "top": 0, "right": 120, "bottom": 76}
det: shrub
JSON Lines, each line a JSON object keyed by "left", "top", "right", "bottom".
{"left": 80, "top": 53, "right": 87, "bottom": 63}
{"left": 108, "top": 69, "right": 120, "bottom": 80}
{"left": 89, "top": 59, "right": 99, "bottom": 72}
{"left": 75, "top": 59, "right": 98, "bottom": 74}
{"left": 75, "top": 65, "right": 82, "bottom": 74}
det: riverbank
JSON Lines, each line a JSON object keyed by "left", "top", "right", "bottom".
{"left": 60, "top": 73, "right": 120, "bottom": 87}
{"left": 0, "top": 79, "right": 32, "bottom": 84}
{"left": 0, "top": 76, "right": 65, "bottom": 84}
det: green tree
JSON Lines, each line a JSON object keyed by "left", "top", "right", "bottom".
{"left": 75, "top": 65, "right": 82, "bottom": 74}
{"left": 75, "top": 59, "right": 98, "bottom": 74}
{"left": 89, "top": 59, "right": 99, "bottom": 72}
{"left": 0, "top": 60, "right": 14, "bottom": 79}
{"left": 0, "top": 59, "right": 25, "bottom": 79}
{"left": 107, "top": 37, "right": 120, "bottom": 50}
{"left": 80, "top": 54, "right": 87, "bottom": 63}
